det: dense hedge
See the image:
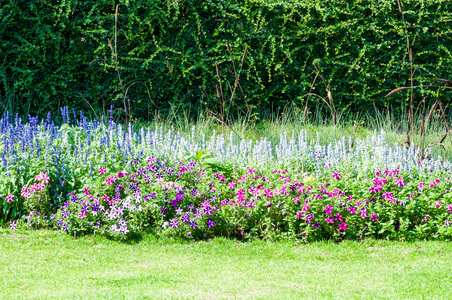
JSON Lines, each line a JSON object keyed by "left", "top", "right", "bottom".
{"left": 1, "top": 0, "right": 451, "bottom": 119}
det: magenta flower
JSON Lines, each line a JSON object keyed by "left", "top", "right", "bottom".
{"left": 99, "top": 167, "right": 106, "bottom": 175}
{"left": 266, "top": 202, "right": 273, "bottom": 208}
{"left": 296, "top": 211, "right": 304, "bottom": 219}
{"left": 325, "top": 216, "right": 334, "bottom": 224}
{"left": 264, "top": 189, "right": 273, "bottom": 198}
{"left": 448, "top": 204, "right": 452, "bottom": 212}
{"left": 382, "top": 192, "right": 392, "bottom": 199}
{"left": 324, "top": 205, "right": 333, "bottom": 214}
{"left": 355, "top": 201, "right": 362, "bottom": 207}
{"left": 417, "top": 182, "right": 425, "bottom": 189}
{"left": 346, "top": 195, "right": 353, "bottom": 201}
{"left": 303, "top": 205, "right": 310, "bottom": 212}
{"left": 422, "top": 215, "right": 430, "bottom": 222}
{"left": 332, "top": 172, "right": 341, "bottom": 180}
{"left": 339, "top": 222, "right": 348, "bottom": 231}
{"left": 6, "top": 195, "right": 14, "bottom": 203}
{"left": 371, "top": 214, "right": 378, "bottom": 222}
{"left": 360, "top": 207, "right": 367, "bottom": 218}
{"left": 334, "top": 213, "right": 343, "bottom": 221}
{"left": 445, "top": 220, "right": 451, "bottom": 227}
{"left": 228, "top": 181, "right": 236, "bottom": 189}
{"left": 436, "top": 201, "right": 442, "bottom": 208}
{"left": 395, "top": 178, "right": 405, "bottom": 187}
{"left": 347, "top": 207, "right": 357, "bottom": 214}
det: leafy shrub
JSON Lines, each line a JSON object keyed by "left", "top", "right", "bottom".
{"left": 1, "top": 0, "right": 451, "bottom": 118}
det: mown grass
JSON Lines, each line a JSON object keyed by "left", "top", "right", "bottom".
{"left": 1, "top": 229, "right": 452, "bottom": 299}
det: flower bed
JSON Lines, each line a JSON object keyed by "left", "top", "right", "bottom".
{"left": 10, "top": 157, "right": 452, "bottom": 241}
{"left": 2, "top": 109, "right": 452, "bottom": 241}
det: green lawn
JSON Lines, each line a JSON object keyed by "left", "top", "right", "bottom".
{"left": 1, "top": 229, "right": 452, "bottom": 299}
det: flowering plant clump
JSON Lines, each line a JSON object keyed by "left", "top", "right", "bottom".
{"left": 9, "top": 159, "right": 452, "bottom": 242}
{"left": 2, "top": 109, "right": 452, "bottom": 241}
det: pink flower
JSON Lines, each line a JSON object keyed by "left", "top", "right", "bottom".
{"left": 293, "top": 196, "right": 300, "bottom": 204}
{"left": 346, "top": 195, "right": 353, "bottom": 201}
{"left": 296, "top": 211, "right": 304, "bottom": 219}
{"left": 371, "top": 214, "right": 378, "bottom": 222}
{"left": 99, "top": 167, "right": 106, "bottom": 175}
{"left": 395, "top": 178, "right": 405, "bottom": 187}
{"left": 339, "top": 222, "right": 348, "bottom": 231}
{"left": 298, "top": 187, "right": 306, "bottom": 193}
{"left": 303, "top": 204, "right": 310, "bottom": 212}
{"left": 324, "top": 205, "right": 333, "bottom": 214}
{"left": 375, "top": 170, "right": 382, "bottom": 176}
{"left": 382, "top": 192, "right": 393, "bottom": 199}
{"left": 247, "top": 168, "right": 256, "bottom": 175}
{"left": 334, "top": 213, "right": 342, "bottom": 221}
{"left": 436, "top": 201, "right": 442, "bottom": 208}
{"left": 117, "top": 172, "right": 124, "bottom": 178}
{"left": 40, "top": 172, "right": 50, "bottom": 184}
{"left": 228, "top": 181, "right": 236, "bottom": 189}
{"left": 417, "top": 182, "right": 425, "bottom": 189}
{"left": 422, "top": 215, "right": 429, "bottom": 222}
{"left": 105, "top": 177, "right": 117, "bottom": 185}
{"left": 360, "top": 207, "right": 367, "bottom": 218}
{"left": 307, "top": 185, "right": 313, "bottom": 191}
{"left": 355, "top": 201, "right": 362, "bottom": 207}
{"left": 448, "top": 204, "right": 452, "bottom": 211}
{"left": 264, "top": 189, "right": 273, "bottom": 198}
{"left": 347, "top": 207, "right": 357, "bottom": 214}
{"left": 445, "top": 220, "right": 451, "bottom": 227}
{"left": 332, "top": 172, "right": 341, "bottom": 180}
{"left": 6, "top": 195, "right": 14, "bottom": 203}
{"left": 325, "top": 216, "right": 334, "bottom": 224}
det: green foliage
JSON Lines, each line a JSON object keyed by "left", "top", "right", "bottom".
{"left": 1, "top": 0, "right": 451, "bottom": 119}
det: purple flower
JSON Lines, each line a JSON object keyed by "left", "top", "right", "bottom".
{"left": 207, "top": 219, "right": 215, "bottom": 228}
{"left": 266, "top": 202, "right": 273, "bottom": 208}
{"left": 71, "top": 195, "right": 78, "bottom": 203}
{"left": 324, "top": 205, "right": 333, "bottom": 214}
{"left": 176, "top": 193, "right": 184, "bottom": 201}
{"left": 176, "top": 208, "right": 183, "bottom": 215}
{"left": 312, "top": 222, "right": 320, "bottom": 228}
{"left": 62, "top": 211, "right": 69, "bottom": 219}
{"left": 64, "top": 201, "right": 71, "bottom": 208}
{"left": 170, "top": 218, "right": 179, "bottom": 228}
{"left": 181, "top": 214, "right": 190, "bottom": 223}
{"left": 190, "top": 220, "right": 198, "bottom": 229}
{"left": 10, "top": 222, "right": 17, "bottom": 230}
{"left": 191, "top": 189, "right": 198, "bottom": 197}
{"left": 160, "top": 206, "right": 167, "bottom": 214}
{"left": 56, "top": 220, "right": 64, "bottom": 226}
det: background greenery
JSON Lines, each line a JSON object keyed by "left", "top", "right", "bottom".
{"left": 1, "top": 0, "right": 451, "bottom": 120}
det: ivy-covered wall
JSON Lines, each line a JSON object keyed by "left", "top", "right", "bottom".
{"left": 1, "top": 0, "right": 451, "bottom": 119}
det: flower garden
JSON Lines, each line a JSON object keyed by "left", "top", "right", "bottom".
{"left": 2, "top": 108, "right": 452, "bottom": 242}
